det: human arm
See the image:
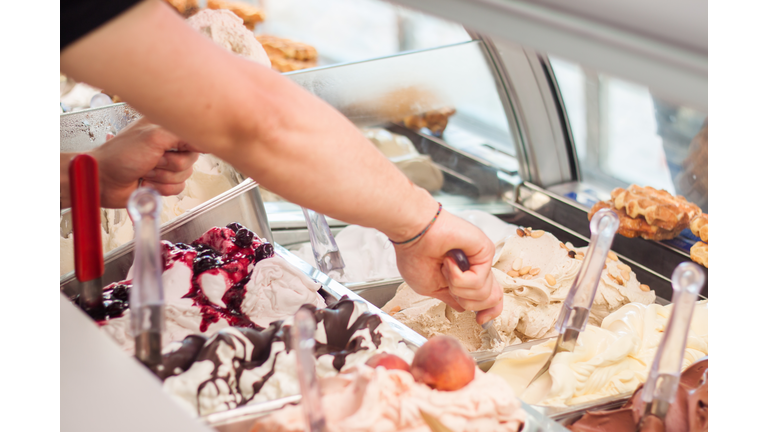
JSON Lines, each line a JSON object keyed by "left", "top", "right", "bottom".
{"left": 60, "top": 117, "right": 199, "bottom": 209}
{"left": 60, "top": 0, "right": 502, "bottom": 321}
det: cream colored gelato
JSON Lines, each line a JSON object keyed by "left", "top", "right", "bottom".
{"left": 364, "top": 128, "right": 444, "bottom": 192}
{"left": 60, "top": 154, "right": 239, "bottom": 276}
{"left": 383, "top": 230, "right": 656, "bottom": 352}
{"left": 488, "top": 301, "right": 708, "bottom": 406}
{"left": 251, "top": 365, "right": 527, "bottom": 432}
{"left": 186, "top": 9, "right": 271, "bottom": 67}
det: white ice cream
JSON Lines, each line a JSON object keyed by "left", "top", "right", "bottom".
{"left": 488, "top": 301, "right": 708, "bottom": 406}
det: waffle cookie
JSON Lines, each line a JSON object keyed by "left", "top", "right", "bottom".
{"left": 588, "top": 185, "right": 701, "bottom": 241}
{"left": 690, "top": 213, "right": 708, "bottom": 242}
{"left": 402, "top": 108, "right": 457, "bottom": 136}
{"left": 690, "top": 241, "right": 708, "bottom": 268}
{"left": 164, "top": 0, "right": 200, "bottom": 17}
{"left": 207, "top": 0, "right": 265, "bottom": 30}
{"left": 254, "top": 35, "right": 318, "bottom": 72}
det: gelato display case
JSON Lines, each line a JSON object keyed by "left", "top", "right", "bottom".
{"left": 61, "top": 0, "right": 706, "bottom": 431}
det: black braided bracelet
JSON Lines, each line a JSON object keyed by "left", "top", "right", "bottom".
{"left": 389, "top": 202, "right": 442, "bottom": 245}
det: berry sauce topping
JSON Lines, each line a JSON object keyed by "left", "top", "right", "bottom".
{"left": 92, "top": 224, "right": 275, "bottom": 331}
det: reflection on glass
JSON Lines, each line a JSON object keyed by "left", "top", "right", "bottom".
{"left": 258, "top": 0, "right": 470, "bottom": 66}
{"left": 550, "top": 57, "right": 707, "bottom": 211}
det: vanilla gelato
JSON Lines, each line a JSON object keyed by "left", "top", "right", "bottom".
{"left": 488, "top": 301, "right": 708, "bottom": 406}
{"left": 186, "top": 9, "right": 271, "bottom": 67}
{"left": 97, "top": 225, "right": 326, "bottom": 353}
{"left": 251, "top": 364, "right": 527, "bottom": 432}
{"left": 364, "top": 128, "right": 444, "bottom": 192}
{"left": 161, "top": 297, "right": 415, "bottom": 416}
{"left": 383, "top": 230, "right": 656, "bottom": 352}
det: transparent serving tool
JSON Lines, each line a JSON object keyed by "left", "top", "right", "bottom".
{"left": 637, "top": 262, "right": 705, "bottom": 430}
{"left": 526, "top": 208, "right": 620, "bottom": 388}
{"left": 302, "top": 207, "right": 345, "bottom": 276}
{"left": 127, "top": 187, "right": 165, "bottom": 373}
{"left": 292, "top": 307, "right": 327, "bottom": 432}
{"left": 447, "top": 249, "right": 504, "bottom": 346}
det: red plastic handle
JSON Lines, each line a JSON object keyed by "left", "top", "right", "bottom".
{"left": 69, "top": 154, "right": 104, "bottom": 282}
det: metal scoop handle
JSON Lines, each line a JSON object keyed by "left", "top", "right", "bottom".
{"left": 302, "top": 208, "right": 345, "bottom": 276}
{"left": 447, "top": 249, "right": 504, "bottom": 344}
{"left": 127, "top": 187, "right": 165, "bottom": 372}
{"left": 292, "top": 307, "right": 327, "bottom": 432}
{"left": 555, "top": 208, "right": 619, "bottom": 335}
{"left": 641, "top": 262, "right": 705, "bottom": 414}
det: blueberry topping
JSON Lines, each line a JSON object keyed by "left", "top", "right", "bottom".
{"left": 234, "top": 228, "right": 254, "bottom": 248}
{"left": 105, "top": 299, "right": 128, "bottom": 318}
{"left": 111, "top": 284, "right": 129, "bottom": 301}
{"left": 194, "top": 254, "right": 220, "bottom": 274}
{"left": 254, "top": 243, "right": 274, "bottom": 262}
{"left": 226, "top": 222, "right": 244, "bottom": 232}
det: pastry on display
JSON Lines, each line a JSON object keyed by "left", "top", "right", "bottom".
{"left": 690, "top": 213, "right": 708, "bottom": 242}
{"left": 402, "top": 107, "right": 456, "bottom": 136}
{"left": 163, "top": 0, "right": 200, "bottom": 17}
{"left": 588, "top": 185, "right": 701, "bottom": 241}
{"left": 207, "top": 0, "right": 265, "bottom": 30}
{"left": 249, "top": 335, "right": 527, "bottom": 432}
{"left": 187, "top": 9, "right": 271, "bottom": 66}
{"left": 690, "top": 241, "right": 708, "bottom": 268}
{"left": 383, "top": 228, "right": 655, "bottom": 352}
{"left": 567, "top": 358, "right": 708, "bottom": 432}
{"left": 255, "top": 35, "right": 318, "bottom": 72}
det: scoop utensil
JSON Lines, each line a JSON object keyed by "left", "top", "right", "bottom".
{"left": 69, "top": 154, "right": 106, "bottom": 318}
{"left": 637, "top": 262, "right": 705, "bottom": 431}
{"left": 292, "top": 307, "right": 327, "bottom": 432}
{"left": 526, "top": 208, "right": 619, "bottom": 388}
{"left": 446, "top": 249, "right": 504, "bottom": 346}
{"left": 127, "top": 187, "right": 165, "bottom": 373}
{"left": 419, "top": 409, "right": 456, "bottom": 432}
{"left": 302, "top": 207, "right": 345, "bottom": 276}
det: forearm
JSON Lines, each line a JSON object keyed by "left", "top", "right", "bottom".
{"left": 61, "top": 0, "right": 437, "bottom": 240}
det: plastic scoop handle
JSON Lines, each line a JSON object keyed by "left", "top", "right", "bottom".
{"left": 302, "top": 207, "right": 345, "bottom": 275}
{"left": 555, "top": 208, "right": 619, "bottom": 335}
{"left": 641, "top": 262, "right": 705, "bottom": 408}
{"left": 127, "top": 187, "right": 165, "bottom": 372}
{"left": 69, "top": 154, "right": 105, "bottom": 314}
{"left": 292, "top": 307, "right": 327, "bottom": 432}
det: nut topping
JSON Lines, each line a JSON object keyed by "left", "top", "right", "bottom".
{"left": 507, "top": 269, "right": 520, "bottom": 278}
{"left": 516, "top": 228, "right": 526, "bottom": 238}
{"left": 620, "top": 269, "right": 631, "bottom": 281}
{"left": 545, "top": 274, "right": 556, "bottom": 286}
{"left": 607, "top": 251, "right": 618, "bottom": 261}
{"left": 512, "top": 257, "right": 523, "bottom": 271}
{"left": 531, "top": 230, "right": 545, "bottom": 238}
{"left": 519, "top": 266, "right": 531, "bottom": 276}
{"left": 530, "top": 267, "right": 541, "bottom": 276}
{"left": 640, "top": 284, "right": 651, "bottom": 292}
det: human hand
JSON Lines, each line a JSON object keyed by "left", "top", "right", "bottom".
{"left": 89, "top": 117, "right": 199, "bottom": 208}
{"left": 393, "top": 210, "right": 503, "bottom": 325}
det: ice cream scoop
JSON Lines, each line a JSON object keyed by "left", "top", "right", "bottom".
{"left": 292, "top": 307, "right": 328, "bottom": 432}
{"left": 446, "top": 249, "right": 504, "bottom": 346}
{"left": 302, "top": 207, "right": 345, "bottom": 276}
{"left": 69, "top": 154, "right": 106, "bottom": 318}
{"left": 127, "top": 187, "right": 165, "bottom": 372}
{"left": 638, "top": 262, "right": 705, "bottom": 429}
{"left": 527, "top": 209, "right": 619, "bottom": 388}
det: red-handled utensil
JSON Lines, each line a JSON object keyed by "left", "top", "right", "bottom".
{"left": 69, "top": 154, "right": 105, "bottom": 316}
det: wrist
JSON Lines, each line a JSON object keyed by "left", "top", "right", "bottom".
{"left": 384, "top": 187, "right": 438, "bottom": 243}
